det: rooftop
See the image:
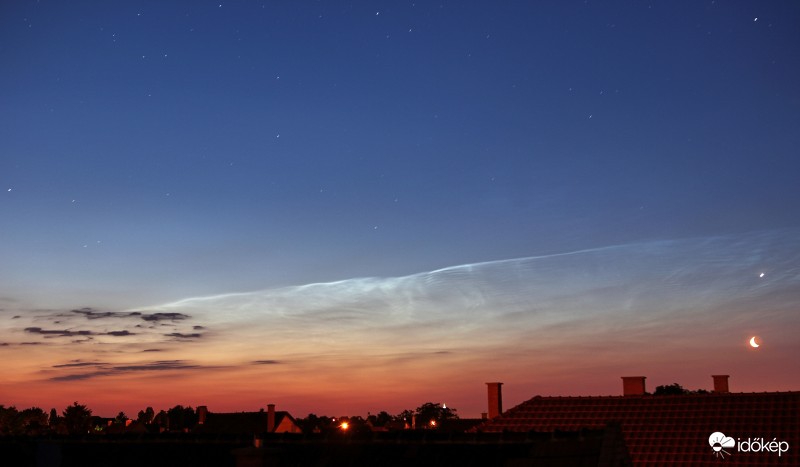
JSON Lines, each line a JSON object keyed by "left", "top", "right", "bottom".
{"left": 477, "top": 391, "right": 799, "bottom": 466}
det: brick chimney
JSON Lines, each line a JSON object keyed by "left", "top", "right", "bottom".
{"left": 197, "top": 405, "right": 208, "bottom": 425}
{"left": 622, "top": 376, "right": 646, "bottom": 396}
{"left": 712, "top": 375, "right": 730, "bottom": 394}
{"left": 267, "top": 404, "right": 276, "bottom": 432}
{"left": 486, "top": 382, "right": 503, "bottom": 419}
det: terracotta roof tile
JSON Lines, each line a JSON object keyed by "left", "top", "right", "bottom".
{"left": 476, "top": 392, "right": 799, "bottom": 466}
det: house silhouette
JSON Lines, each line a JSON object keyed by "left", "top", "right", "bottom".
{"left": 194, "top": 403, "right": 301, "bottom": 435}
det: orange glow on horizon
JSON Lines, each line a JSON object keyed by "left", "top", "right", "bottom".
{"left": 3, "top": 233, "right": 799, "bottom": 418}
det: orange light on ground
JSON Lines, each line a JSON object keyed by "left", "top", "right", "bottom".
{"left": 340, "top": 421, "right": 349, "bottom": 431}
{"left": 429, "top": 420, "right": 436, "bottom": 427}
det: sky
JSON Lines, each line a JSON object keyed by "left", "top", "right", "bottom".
{"left": 1, "top": 1, "right": 799, "bottom": 418}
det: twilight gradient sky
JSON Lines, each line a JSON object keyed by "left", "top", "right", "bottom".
{"left": 1, "top": 1, "right": 799, "bottom": 417}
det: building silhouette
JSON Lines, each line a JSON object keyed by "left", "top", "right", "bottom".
{"left": 194, "top": 403, "right": 302, "bottom": 435}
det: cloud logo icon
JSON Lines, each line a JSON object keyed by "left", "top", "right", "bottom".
{"left": 709, "top": 432, "right": 735, "bottom": 459}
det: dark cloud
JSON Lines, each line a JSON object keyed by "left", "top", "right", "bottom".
{"left": 0, "top": 343, "right": 9, "bottom": 346}
{"left": 24, "top": 327, "right": 134, "bottom": 339}
{"left": 52, "top": 361, "right": 108, "bottom": 368}
{"left": 21, "top": 342, "right": 44, "bottom": 346}
{"left": 24, "top": 327, "right": 93, "bottom": 337}
{"left": 70, "top": 308, "right": 190, "bottom": 323}
{"left": 12, "top": 316, "right": 20, "bottom": 319}
{"left": 142, "top": 348, "right": 162, "bottom": 352}
{"left": 113, "top": 360, "right": 202, "bottom": 371}
{"left": 252, "top": 360, "right": 281, "bottom": 365}
{"left": 140, "top": 312, "right": 189, "bottom": 322}
{"left": 49, "top": 360, "right": 213, "bottom": 382}
{"left": 19, "top": 309, "right": 201, "bottom": 349}
{"left": 50, "top": 373, "right": 108, "bottom": 382}
{"left": 71, "top": 308, "right": 138, "bottom": 320}
{"left": 165, "top": 332, "right": 202, "bottom": 339}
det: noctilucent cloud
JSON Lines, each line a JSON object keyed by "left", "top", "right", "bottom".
{"left": 1, "top": 2, "right": 799, "bottom": 417}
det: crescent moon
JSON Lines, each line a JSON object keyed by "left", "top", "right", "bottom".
{"left": 749, "top": 336, "right": 760, "bottom": 348}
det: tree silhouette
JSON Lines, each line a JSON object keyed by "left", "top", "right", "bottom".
{"left": 298, "top": 413, "right": 335, "bottom": 434}
{"left": 49, "top": 408, "right": 60, "bottom": 428}
{"left": 654, "top": 383, "right": 710, "bottom": 395}
{"left": 0, "top": 405, "right": 21, "bottom": 435}
{"left": 395, "top": 409, "right": 415, "bottom": 428}
{"left": 20, "top": 407, "right": 48, "bottom": 434}
{"left": 114, "top": 411, "right": 129, "bottom": 425}
{"left": 62, "top": 401, "right": 92, "bottom": 434}
{"left": 153, "top": 410, "right": 168, "bottom": 430}
{"left": 0, "top": 406, "right": 50, "bottom": 435}
{"left": 367, "top": 411, "right": 393, "bottom": 427}
{"left": 137, "top": 406, "right": 155, "bottom": 424}
{"left": 166, "top": 405, "right": 197, "bottom": 431}
{"left": 415, "top": 402, "right": 458, "bottom": 428}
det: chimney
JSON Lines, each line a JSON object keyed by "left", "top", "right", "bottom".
{"left": 486, "top": 382, "right": 503, "bottom": 419}
{"left": 622, "top": 376, "right": 646, "bottom": 396}
{"left": 197, "top": 406, "right": 208, "bottom": 425}
{"left": 712, "top": 375, "right": 730, "bottom": 394}
{"left": 267, "top": 404, "right": 276, "bottom": 433}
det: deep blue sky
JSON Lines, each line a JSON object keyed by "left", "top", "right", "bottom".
{"left": 2, "top": 1, "right": 800, "bottom": 417}
{"left": 2, "top": 1, "right": 799, "bottom": 316}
